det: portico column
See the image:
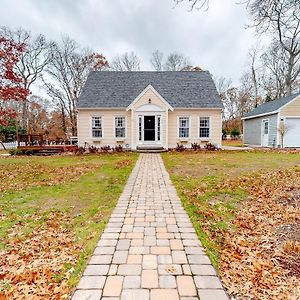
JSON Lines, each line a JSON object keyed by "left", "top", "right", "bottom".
{"left": 131, "top": 109, "right": 135, "bottom": 150}
{"left": 165, "top": 107, "right": 169, "bottom": 149}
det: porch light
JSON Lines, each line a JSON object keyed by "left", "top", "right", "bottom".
{"left": 148, "top": 98, "right": 151, "bottom": 103}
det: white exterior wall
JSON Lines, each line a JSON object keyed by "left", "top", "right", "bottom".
{"left": 77, "top": 109, "right": 131, "bottom": 148}
{"left": 168, "top": 109, "right": 222, "bottom": 148}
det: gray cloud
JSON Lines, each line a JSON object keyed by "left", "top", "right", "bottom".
{"left": 1, "top": 0, "right": 257, "bottom": 84}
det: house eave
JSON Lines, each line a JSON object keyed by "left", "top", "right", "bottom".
{"left": 77, "top": 107, "right": 127, "bottom": 110}
{"left": 242, "top": 110, "right": 279, "bottom": 120}
{"left": 174, "top": 107, "right": 223, "bottom": 110}
{"left": 77, "top": 106, "right": 223, "bottom": 111}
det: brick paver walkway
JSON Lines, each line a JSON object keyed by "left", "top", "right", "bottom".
{"left": 72, "top": 154, "right": 229, "bottom": 300}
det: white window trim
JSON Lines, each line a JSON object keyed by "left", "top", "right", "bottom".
{"left": 177, "top": 116, "right": 191, "bottom": 140}
{"left": 113, "top": 115, "right": 127, "bottom": 140}
{"left": 198, "top": 116, "right": 211, "bottom": 140}
{"left": 91, "top": 115, "right": 104, "bottom": 139}
{"left": 262, "top": 118, "right": 270, "bottom": 134}
{"left": 276, "top": 113, "right": 281, "bottom": 148}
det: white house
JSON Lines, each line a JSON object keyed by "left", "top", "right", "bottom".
{"left": 77, "top": 71, "right": 223, "bottom": 150}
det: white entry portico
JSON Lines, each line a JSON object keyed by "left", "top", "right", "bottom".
{"left": 127, "top": 85, "right": 173, "bottom": 150}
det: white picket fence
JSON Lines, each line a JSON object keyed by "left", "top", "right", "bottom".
{"left": 0, "top": 141, "right": 17, "bottom": 150}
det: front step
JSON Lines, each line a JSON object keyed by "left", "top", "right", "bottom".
{"left": 136, "top": 146, "right": 167, "bottom": 153}
{"left": 137, "top": 149, "right": 168, "bottom": 153}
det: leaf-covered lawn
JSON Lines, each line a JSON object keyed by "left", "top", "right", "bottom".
{"left": 162, "top": 150, "right": 300, "bottom": 300}
{"left": 0, "top": 153, "right": 138, "bottom": 299}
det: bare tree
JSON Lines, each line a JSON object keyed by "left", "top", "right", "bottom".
{"left": 150, "top": 50, "right": 164, "bottom": 71}
{"left": 175, "top": 0, "right": 300, "bottom": 98}
{"left": 248, "top": 45, "right": 262, "bottom": 107}
{"left": 164, "top": 53, "right": 191, "bottom": 71}
{"left": 180, "top": 65, "right": 203, "bottom": 71}
{"left": 25, "top": 95, "right": 49, "bottom": 134}
{"left": 214, "top": 76, "right": 233, "bottom": 119}
{"left": 0, "top": 27, "right": 53, "bottom": 130}
{"left": 110, "top": 51, "right": 140, "bottom": 71}
{"left": 214, "top": 77, "right": 238, "bottom": 120}
{"left": 277, "top": 121, "right": 289, "bottom": 148}
{"left": 260, "top": 41, "right": 288, "bottom": 100}
{"left": 173, "top": 0, "right": 210, "bottom": 11}
{"left": 238, "top": 72, "right": 258, "bottom": 115}
{"left": 150, "top": 51, "right": 194, "bottom": 71}
{"left": 214, "top": 74, "right": 257, "bottom": 123}
{"left": 248, "top": 0, "right": 300, "bottom": 95}
{"left": 214, "top": 76, "right": 232, "bottom": 95}
{"left": 43, "top": 36, "right": 108, "bottom": 136}
{"left": 222, "top": 87, "right": 240, "bottom": 120}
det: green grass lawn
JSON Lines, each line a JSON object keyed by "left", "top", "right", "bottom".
{"left": 0, "top": 153, "right": 138, "bottom": 294}
{"left": 162, "top": 150, "right": 300, "bottom": 269}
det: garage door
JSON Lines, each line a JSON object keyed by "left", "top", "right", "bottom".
{"left": 285, "top": 118, "right": 300, "bottom": 147}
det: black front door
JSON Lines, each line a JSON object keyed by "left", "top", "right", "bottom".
{"left": 144, "top": 116, "right": 155, "bottom": 141}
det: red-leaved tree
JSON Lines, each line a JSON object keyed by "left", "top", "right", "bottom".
{"left": 0, "top": 36, "right": 29, "bottom": 125}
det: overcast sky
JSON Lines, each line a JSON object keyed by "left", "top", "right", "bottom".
{"left": 1, "top": 0, "right": 258, "bottom": 84}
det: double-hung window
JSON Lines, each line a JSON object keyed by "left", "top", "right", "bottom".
{"left": 115, "top": 116, "right": 126, "bottom": 138}
{"left": 92, "top": 116, "right": 102, "bottom": 138}
{"left": 199, "top": 117, "right": 210, "bottom": 138}
{"left": 179, "top": 117, "right": 190, "bottom": 138}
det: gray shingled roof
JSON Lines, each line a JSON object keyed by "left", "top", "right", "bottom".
{"left": 243, "top": 93, "right": 300, "bottom": 119}
{"left": 77, "top": 71, "right": 223, "bottom": 109}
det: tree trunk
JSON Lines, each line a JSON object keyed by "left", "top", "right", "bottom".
{"left": 285, "top": 53, "right": 295, "bottom": 96}
{"left": 61, "top": 107, "right": 66, "bottom": 135}
{"left": 20, "top": 101, "right": 28, "bottom": 131}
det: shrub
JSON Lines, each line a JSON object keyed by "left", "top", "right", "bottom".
{"left": 231, "top": 128, "right": 240, "bottom": 140}
{"left": 88, "top": 146, "right": 98, "bottom": 153}
{"left": 75, "top": 147, "right": 85, "bottom": 155}
{"left": 24, "top": 150, "right": 33, "bottom": 155}
{"left": 9, "top": 149, "right": 33, "bottom": 155}
{"left": 115, "top": 145, "right": 123, "bottom": 152}
{"left": 176, "top": 143, "right": 186, "bottom": 152}
{"left": 9, "top": 149, "right": 16, "bottom": 155}
{"left": 191, "top": 142, "right": 201, "bottom": 151}
{"left": 205, "top": 143, "right": 217, "bottom": 151}
{"left": 100, "top": 145, "right": 111, "bottom": 153}
{"left": 17, "top": 150, "right": 24, "bottom": 155}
